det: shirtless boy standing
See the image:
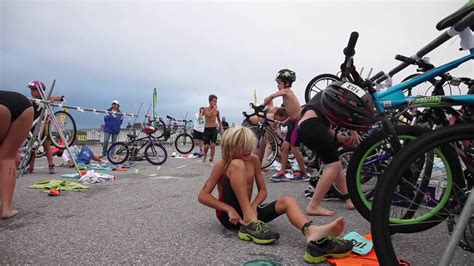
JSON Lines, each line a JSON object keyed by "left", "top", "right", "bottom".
{"left": 202, "top": 94, "right": 222, "bottom": 164}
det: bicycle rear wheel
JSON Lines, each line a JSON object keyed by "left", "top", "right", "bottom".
{"left": 174, "top": 133, "right": 194, "bottom": 154}
{"left": 371, "top": 124, "right": 471, "bottom": 265}
{"left": 145, "top": 143, "right": 168, "bottom": 165}
{"left": 49, "top": 111, "right": 77, "bottom": 148}
{"left": 304, "top": 73, "right": 340, "bottom": 103}
{"left": 107, "top": 142, "right": 130, "bottom": 165}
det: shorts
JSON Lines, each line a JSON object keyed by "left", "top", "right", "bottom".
{"left": 297, "top": 117, "right": 339, "bottom": 164}
{"left": 216, "top": 176, "right": 281, "bottom": 229}
{"left": 193, "top": 129, "right": 204, "bottom": 140}
{"left": 0, "top": 90, "right": 32, "bottom": 122}
{"left": 284, "top": 120, "right": 300, "bottom": 147}
{"left": 203, "top": 127, "right": 218, "bottom": 145}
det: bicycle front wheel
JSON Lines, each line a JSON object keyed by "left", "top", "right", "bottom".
{"left": 246, "top": 126, "right": 278, "bottom": 169}
{"left": 371, "top": 124, "right": 470, "bottom": 265}
{"left": 346, "top": 125, "right": 430, "bottom": 227}
{"left": 49, "top": 111, "right": 77, "bottom": 148}
{"left": 107, "top": 142, "right": 130, "bottom": 165}
{"left": 145, "top": 143, "right": 168, "bottom": 165}
{"left": 174, "top": 133, "right": 194, "bottom": 154}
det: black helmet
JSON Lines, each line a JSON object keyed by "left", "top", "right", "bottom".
{"left": 276, "top": 69, "right": 296, "bottom": 87}
{"left": 321, "top": 81, "right": 376, "bottom": 131}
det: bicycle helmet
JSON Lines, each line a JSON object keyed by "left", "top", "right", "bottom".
{"left": 27, "top": 80, "right": 46, "bottom": 90}
{"left": 142, "top": 125, "right": 157, "bottom": 135}
{"left": 276, "top": 69, "right": 296, "bottom": 87}
{"left": 321, "top": 81, "right": 376, "bottom": 131}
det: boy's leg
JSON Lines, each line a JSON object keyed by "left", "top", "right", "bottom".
{"left": 271, "top": 141, "right": 290, "bottom": 182}
{"left": 43, "top": 140, "right": 55, "bottom": 174}
{"left": 291, "top": 146, "right": 308, "bottom": 173}
{"left": 209, "top": 143, "right": 215, "bottom": 162}
{"left": 273, "top": 196, "right": 345, "bottom": 242}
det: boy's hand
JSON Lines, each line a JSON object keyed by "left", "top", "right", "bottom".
{"left": 227, "top": 208, "right": 242, "bottom": 225}
{"left": 263, "top": 97, "right": 273, "bottom": 107}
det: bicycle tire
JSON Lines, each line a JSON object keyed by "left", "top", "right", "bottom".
{"left": 107, "top": 142, "right": 130, "bottom": 165}
{"left": 346, "top": 125, "right": 430, "bottom": 224}
{"left": 49, "top": 111, "right": 77, "bottom": 148}
{"left": 304, "top": 73, "right": 340, "bottom": 103}
{"left": 144, "top": 142, "right": 168, "bottom": 165}
{"left": 174, "top": 133, "right": 194, "bottom": 154}
{"left": 371, "top": 124, "right": 470, "bottom": 265}
{"left": 246, "top": 125, "right": 279, "bottom": 169}
{"left": 152, "top": 119, "right": 167, "bottom": 139}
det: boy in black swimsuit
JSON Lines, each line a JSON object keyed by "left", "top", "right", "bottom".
{"left": 198, "top": 126, "right": 352, "bottom": 263}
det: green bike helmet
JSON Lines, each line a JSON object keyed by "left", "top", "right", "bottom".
{"left": 276, "top": 69, "right": 296, "bottom": 87}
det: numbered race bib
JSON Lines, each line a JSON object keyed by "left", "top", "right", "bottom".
{"left": 340, "top": 82, "right": 366, "bottom": 98}
{"left": 343, "top": 231, "right": 373, "bottom": 255}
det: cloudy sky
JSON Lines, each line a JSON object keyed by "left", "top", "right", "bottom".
{"left": 1, "top": 0, "right": 471, "bottom": 128}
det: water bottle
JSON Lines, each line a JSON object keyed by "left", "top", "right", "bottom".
{"left": 135, "top": 169, "right": 139, "bottom": 175}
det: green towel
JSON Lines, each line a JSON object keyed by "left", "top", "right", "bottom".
{"left": 30, "top": 179, "right": 89, "bottom": 191}
{"left": 61, "top": 173, "right": 80, "bottom": 179}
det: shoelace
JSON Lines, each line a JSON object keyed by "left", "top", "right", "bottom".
{"left": 256, "top": 220, "right": 270, "bottom": 233}
{"left": 324, "top": 236, "right": 347, "bottom": 247}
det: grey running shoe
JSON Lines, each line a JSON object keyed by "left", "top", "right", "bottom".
{"left": 238, "top": 220, "right": 280, "bottom": 244}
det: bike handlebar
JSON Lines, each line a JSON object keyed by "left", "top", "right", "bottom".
{"left": 454, "top": 11, "right": 474, "bottom": 32}
{"left": 343, "top": 32, "right": 359, "bottom": 57}
{"left": 166, "top": 115, "right": 176, "bottom": 121}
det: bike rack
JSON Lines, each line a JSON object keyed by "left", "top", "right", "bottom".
{"left": 18, "top": 80, "right": 82, "bottom": 178}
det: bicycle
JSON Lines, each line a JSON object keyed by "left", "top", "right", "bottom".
{"left": 19, "top": 99, "right": 77, "bottom": 168}
{"left": 107, "top": 123, "right": 168, "bottom": 165}
{"left": 172, "top": 118, "right": 195, "bottom": 154}
{"left": 328, "top": 5, "right": 474, "bottom": 231}
{"left": 242, "top": 103, "right": 317, "bottom": 170}
{"left": 371, "top": 123, "right": 474, "bottom": 265}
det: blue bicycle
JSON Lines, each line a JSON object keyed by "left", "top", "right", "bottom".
{"left": 332, "top": 3, "right": 474, "bottom": 233}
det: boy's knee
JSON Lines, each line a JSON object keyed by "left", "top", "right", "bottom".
{"left": 279, "top": 196, "right": 298, "bottom": 207}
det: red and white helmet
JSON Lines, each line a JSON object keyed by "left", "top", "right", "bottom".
{"left": 321, "top": 81, "right": 376, "bottom": 131}
{"left": 27, "top": 80, "right": 46, "bottom": 90}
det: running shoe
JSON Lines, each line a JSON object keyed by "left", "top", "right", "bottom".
{"left": 49, "top": 165, "right": 56, "bottom": 174}
{"left": 289, "top": 171, "right": 311, "bottom": 182}
{"left": 304, "top": 236, "right": 353, "bottom": 263}
{"left": 304, "top": 185, "right": 314, "bottom": 199}
{"left": 238, "top": 220, "right": 280, "bottom": 245}
{"left": 270, "top": 173, "right": 289, "bottom": 182}
{"left": 323, "top": 189, "right": 342, "bottom": 201}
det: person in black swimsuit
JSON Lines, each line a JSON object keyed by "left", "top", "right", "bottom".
{"left": 0, "top": 90, "right": 34, "bottom": 219}
{"left": 298, "top": 91, "right": 360, "bottom": 216}
{"left": 198, "top": 126, "right": 352, "bottom": 262}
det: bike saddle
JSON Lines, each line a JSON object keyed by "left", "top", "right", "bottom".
{"left": 436, "top": 2, "right": 473, "bottom": 31}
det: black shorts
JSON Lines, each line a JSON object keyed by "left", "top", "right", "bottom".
{"left": 193, "top": 129, "right": 204, "bottom": 140}
{"left": 203, "top": 127, "right": 218, "bottom": 145}
{"left": 0, "top": 90, "right": 32, "bottom": 122}
{"left": 284, "top": 120, "right": 300, "bottom": 146}
{"left": 216, "top": 176, "right": 280, "bottom": 229}
{"left": 297, "top": 117, "right": 339, "bottom": 164}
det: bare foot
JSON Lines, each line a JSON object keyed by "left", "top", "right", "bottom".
{"left": 306, "top": 217, "right": 345, "bottom": 242}
{"left": 1, "top": 209, "right": 18, "bottom": 220}
{"left": 306, "top": 205, "right": 335, "bottom": 216}
{"left": 201, "top": 156, "right": 207, "bottom": 163}
{"left": 345, "top": 199, "right": 355, "bottom": 210}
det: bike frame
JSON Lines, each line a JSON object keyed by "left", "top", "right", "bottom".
{"left": 373, "top": 49, "right": 474, "bottom": 112}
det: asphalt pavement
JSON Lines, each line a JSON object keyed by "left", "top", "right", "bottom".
{"left": 0, "top": 145, "right": 471, "bottom": 265}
